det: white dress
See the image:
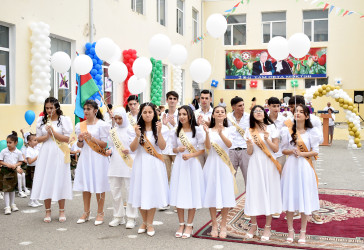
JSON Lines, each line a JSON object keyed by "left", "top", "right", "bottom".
{"left": 244, "top": 124, "right": 282, "bottom": 216}
{"left": 73, "top": 120, "right": 110, "bottom": 193}
{"left": 169, "top": 126, "right": 206, "bottom": 209}
{"left": 128, "top": 127, "right": 170, "bottom": 209}
{"left": 31, "top": 116, "right": 73, "bottom": 201}
{"left": 203, "top": 127, "right": 236, "bottom": 208}
{"left": 281, "top": 127, "right": 320, "bottom": 215}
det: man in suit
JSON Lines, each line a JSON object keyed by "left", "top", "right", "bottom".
{"left": 273, "top": 60, "right": 293, "bottom": 75}
{"left": 252, "top": 51, "right": 275, "bottom": 75}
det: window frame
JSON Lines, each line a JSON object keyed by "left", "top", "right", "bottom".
{"left": 261, "top": 12, "right": 286, "bottom": 43}
{"left": 224, "top": 14, "right": 247, "bottom": 46}
{"left": 176, "top": 0, "right": 184, "bottom": 35}
{"left": 262, "top": 79, "right": 287, "bottom": 90}
{"left": 131, "top": 0, "right": 144, "bottom": 15}
{"left": 224, "top": 79, "right": 246, "bottom": 90}
{"left": 0, "top": 22, "right": 14, "bottom": 105}
{"left": 302, "top": 10, "right": 329, "bottom": 42}
{"left": 102, "top": 65, "right": 114, "bottom": 105}
{"left": 192, "top": 8, "right": 199, "bottom": 40}
{"left": 304, "top": 78, "right": 328, "bottom": 89}
{"left": 157, "top": 0, "right": 167, "bottom": 26}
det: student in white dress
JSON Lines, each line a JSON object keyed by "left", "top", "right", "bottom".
{"left": 106, "top": 107, "right": 138, "bottom": 229}
{"left": 31, "top": 97, "right": 73, "bottom": 223}
{"left": 203, "top": 106, "right": 236, "bottom": 239}
{"left": 74, "top": 100, "right": 110, "bottom": 226}
{"left": 281, "top": 105, "right": 320, "bottom": 244}
{"left": 128, "top": 103, "right": 169, "bottom": 237}
{"left": 170, "top": 105, "right": 206, "bottom": 239}
{"left": 244, "top": 105, "right": 281, "bottom": 241}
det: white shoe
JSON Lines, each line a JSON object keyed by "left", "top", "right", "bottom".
{"left": 109, "top": 217, "right": 126, "bottom": 227}
{"left": 11, "top": 204, "right": 19, "bottom": 212}
{"left": 28, "top": 201, "right": 38, "bottom": 208}
{"left": 94, "top": 212, "right": 104, "bottom": 226}
{"left": 4, "top": 206, "right": 11, "bottom": 215}
{"left": 77, "top": 211, "right": 90, "bottom": 224}
{"left": 24, "top": 189, "right": 31, "bottom": 195}
{"left": 35, "top": 200, "right": 43, "bottom": 207}
{"left": 0, "top": 193, "right": 3, "bottom": 200}
{"left": 158, "top": 205, "right": 170, "bottom": 211}
{"left": 18, "top": 191, "right": 27, "bottom": 198}
{"left": 125, "top": 219, "right": 136, "bottom": 229}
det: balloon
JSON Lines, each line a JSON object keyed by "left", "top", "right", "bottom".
{"left": 108, "top": 45, "right": 122, "bottom": 63}
{"left": 72, "top": 54, "right": 93, "bottom": 75}
{"left": 268, "top": 36, "right": 289, "bottom": 61}
{"left": 288, "top": 33, "right": 311, "bottom": 58}
{"left": 50, "top": 52, "right": 71, "bottom": 73}
{"left": 189, "top": 58, "right": 212, "bottom": 84}
{"left": 16, "top": 137, "right": 24, "bottom": 150}
{"left": 95, "top": 37, "right": 117, "bottom": 61}
{"left": 128, "top": 76, "right": 147, "bottom": 94}
{"left": 24, "top": 110, "right": 36, "bottom": 126}
{"left": 108, "top": 61, "right": 128, "bottom": 83}
{"left": 168, "top": 44, "right": 188, "bottom": 66}
{"left": 29, "top": 94, "right": 36, "bottom": 102}
{"left": 149, "top": 34, "right": 172, "bottom": 60}
{"left": 132, "top": 57, "right": 153, "bottom": 78}
{"left": 0, "top": 140, "right": 7, "bottom": 151}
{"left": 206, "top": 13, "right": 228, "bottom": 38}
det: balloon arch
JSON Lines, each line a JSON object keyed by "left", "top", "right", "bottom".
{"left": 304, "top": 84, "right": 362, "bottom": 149}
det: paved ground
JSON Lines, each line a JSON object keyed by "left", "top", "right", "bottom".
{"left": 1, "top": 140, "right": 363, "bottom": 250}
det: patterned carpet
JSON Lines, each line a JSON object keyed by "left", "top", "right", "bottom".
{"left": 193, "top": 189, "right": 364, "bottom": 249}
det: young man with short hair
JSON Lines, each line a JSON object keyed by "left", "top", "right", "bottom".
{"left": 195, "top": 90, "right": 213, "bottom": 127}
{"left": 127, "top": 95, "right": 139, "bottom": 126}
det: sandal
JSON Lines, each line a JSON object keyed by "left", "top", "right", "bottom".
{"left": 146, "top": 223, "right": 155, "bottom": 237}
{"left": 175, "top": 222, "right": 185, "bottom": 238}
{"left": 182, "top": 223, "right": 193, "bottom": 239}
{"left": 210, "top": 224, "right": 219, "bottom": 238}
{"left": 138, "top": 221, "right": 147, "bottom": 234}
{"left": 261, "top": 225, "right": 271, "bottom": 242}
{"left": 298, "top": 230, "right": 306, "bottom": 244}
{"left": 245, "top": 223, "right": 258, "bottom": 239}
{"left": 44, "top": 208, "right": 51, "bottom": 223}
{"left": 95, "top": 211, "right": 104, "bottom": 226}
{"left": 77, "top": 211, "right": 90, "bottom": 224}
{"left": 219, "top": 225, "right": 227, "bottom": 239}
{"left": 59, "top": 209, "right": 66, "bottom": 223}
{"left": 286, "top": 228, "right": 295, "bottom": 243}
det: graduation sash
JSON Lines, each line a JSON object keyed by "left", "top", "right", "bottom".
{"left": 142, "top": 134, "right": 165, "bottom": 163}
{"left": 296, "top": 131, "right": 319, "bottom": 186}
{"left": 110, "top": 128, "right": 133, "bottom": 169}
{"left": 179, "top": 129, "right": 197, "bottom": 154}
{"left": 249, "top": 128, "right": 282, "bottom": 174}
{"left": 128, "top": 113, "right": 137, "bottom": 126}
{"left": 211, "top": 142, "right": 239, "bottom": 195}
{"left": 227, "top": 113, "right": 245, "bottom": 137}
{"left": 47, "top": 120, "right": 70, "bottom": 164}
{"left": 80, "top": 121, "right": 108, "bottom": 157}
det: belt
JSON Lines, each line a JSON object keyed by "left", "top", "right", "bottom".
{"left": 231, "top": 147, "right": 246, "bottom": 151}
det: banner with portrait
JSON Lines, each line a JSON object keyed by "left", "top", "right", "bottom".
{"left": 225, "top": 48, "right": 327, "bottom": 79}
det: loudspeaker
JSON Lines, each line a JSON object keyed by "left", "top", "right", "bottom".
{"left": 354, "top": 91, "right": 364, "bottom": 104}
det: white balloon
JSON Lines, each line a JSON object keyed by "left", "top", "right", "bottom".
{"left": 51, "top": 52, "right": 71, "bottom": 73}
{"left": 189, "top": 58, "right": 212, "bottom": 84}
{"left": 268, "top": 36, "right": 289, "bottom": 61}
{"left": 72, "top": 54, "right": 93, "bottom": 75}
{"left": 132, "top": 57, "right": 152, "bottom": 79}
{"left": 128, "top": 75, "right": 147, "bottom": 95}
{"left": 95, "top": 37, "right": 117, "bottom": 61}
{"left": 36, "top": 96, "right": 45, "bottom": 104}
{"left": 206, "top": 13, "right": 228, "bottom": 39}
{"left": 168, "top": 44, "right": 188, "bottom": 66}
{"left": 108, "top": 61, "right": 128, "bottom": 83}
{"left": 352, "top": 144, "right": 358, "bottom": 149}
{"left": 149, "top": 34, "right": 172, "bottom": 60}
{"left": 288, "top": 33, "right": 311, "bottom": 58}
{"left": 29, "top": 94, "right": 36, "bottom": 102}
{"left": 107, "top": 44, "right": 122, "bottom": 63}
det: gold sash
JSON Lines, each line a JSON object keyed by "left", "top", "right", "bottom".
{"left": 142, "top": 134, "right": 165, "bottom": 163}
{"left": 227, "top": 113, "right": 245, "bottom": 138}
{"left": 110, "top": 128, "right": 133, "bottom": 169}
{"left": 179, "top": 129, "right": 197, "bottom": 154}
{"left": 47, "top": 120, "right": 70, "bottom": 164}
{"left": 250, "top": 128, "right": 282, "bottom": 174}
{"left": 211, "top": 142, "right": 239, "bottom": 195}
{"left": 128, "top": 113, "right": 137, "bottom": 126}
{"left": 80, "top": 121, "right": 108, "bottom": 157}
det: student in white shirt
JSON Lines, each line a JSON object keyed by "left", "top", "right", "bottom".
{"left": 327, "top": 108, "right": 335, "bottom": 145}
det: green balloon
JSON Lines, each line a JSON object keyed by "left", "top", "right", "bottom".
{"left": 0, "top": 140, "right": 7, "bottom": 151}
{"left": 16, "top": 137, "right": 23, "bottom": 150}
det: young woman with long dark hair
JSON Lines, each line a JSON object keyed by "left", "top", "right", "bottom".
{"left": 31, "top": 97, "right": 73, "bottom": 223}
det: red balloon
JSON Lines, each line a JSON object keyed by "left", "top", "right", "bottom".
{"left": 129, "top": 59, "right": 134, "bottom": 64}
{"left": 131, "top": 54, "right": 137, "bottom": 60}
{"left": 124, "top": 54, "right": 130, "bottom": 60}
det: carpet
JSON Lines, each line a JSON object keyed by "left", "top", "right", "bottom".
{"left": 193, "top": 189, "right": 364, "bottom": 249}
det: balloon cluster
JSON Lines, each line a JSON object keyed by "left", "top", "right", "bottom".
{"left": 291, "top": 80, "right": 299, "bottom": 88}
{"left": 122, "top": 49, "right": 138, "bottom": 105}
{"left": 250, "top": 80, "right": 258, "bottom": 88}
{"left": 85, "top": 42, "right": 103, "bottom": 104}
{"left": 29, "top": 22, "right": 51, "bottom": 104}
{"left": 150, "top": 58, "right": 163, "bottom": 106}
{"left": 173, "top": 66, "right": 183, "bottom": 100}
{"left": 304, "top": 84, "right": 361, "bottom": 149}
{"left": 268, "top": 33, "right": 311, "bottom": 61}
{"left": 211, "top": 79, "right": 219, "bottom": 88}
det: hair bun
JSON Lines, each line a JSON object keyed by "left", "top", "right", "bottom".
{"left": 11, "top": 131, "right": 18, "bottom": 137}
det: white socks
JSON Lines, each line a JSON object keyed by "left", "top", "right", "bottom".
{"left": 4, "top": 192, "right": 15, "bottom": 207}
{"left": 17, "top": 173, "right": 27, "bottom": 192}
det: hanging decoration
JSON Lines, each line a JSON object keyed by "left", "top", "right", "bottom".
{"left": 304, "top": 85, "right": 362, "bottom": 149}
{"left": 250, "top": 80, "right": 258, "bottom": 88}
{"left": 29, "top": 22, "right": 52, "bottom": 104}
{"left": 150, "top": 57, "right": 163, "bottom": 106}
{"left": 122, "top": 49, "right": 137, "bottom": 106}
{"left": 172, "top": 66, "right": 183, "bottom": 100}
{"left": 290, "top": 80, "right": 299, "bottom": 87}
{"left": 85, "top": 42, "right": 104, "bottom": 106}
{"left": 211, "top": 79, "right": 219, "bottom": 88}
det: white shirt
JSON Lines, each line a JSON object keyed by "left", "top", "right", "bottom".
{"left": 0, "top": 148, "right": 24, "bottom": 165}
{"left": 218, "top": 102, "right": 227, "bottom": 108}
{"left": 227, "top": 112, "right": 250, "bottom": 149}
{"left": 270, "top": 113, "right": 288, "bottom": 158}
{"left": 26, "top": 147, "right": 39, "bottom": 166}
{"left": 162, "top": 109, "right": 179, "bottom": 155}
{"left": 323, "top": 106, "right": 335, "bottom": 112}
{"left": 104, "top": 112, "right": 112, "bottom": 126}
{"left": 329, "top": 113, "right": 335, "bottom": 126}
{"left": 194, "top": 107, "right": 213, "bottom": 123}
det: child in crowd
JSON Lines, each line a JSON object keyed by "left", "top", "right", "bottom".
{"left": 0, "top": 131, "right": 24, "bottom": 215}
{"left": 26, "top": 133, "right": 42, "bottom": 207}
{"left": 18, "top": 144, "right": 30, "bottom": 198}
{"left": 69, "top": 137, "right": 81, "bottom": 180}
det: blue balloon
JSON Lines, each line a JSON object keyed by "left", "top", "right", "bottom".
{"left": 98, "top": 59, "right": 103, "bottom": 65}
{"left": 0, "top": 140, "right": 7, "bottom": 151}
{"left": 16, "top": 138, "right": 23, "bottom": 150}
{"left": 92, "top": 42, "right": 96, "bottom": 47}
{"left": 95, "top": 74, "right": 102, "bottom": 81}
{"left": 24, "top": 110, "right": 36, "bottom": 126}
{"left": 90, "top": 48, "right": 96, "bottom": 55}
{"left": 85, "top": 49, "right": 90, "bottom": 55}
{"left": 85, "top": 43, "right": 92, "bottom": 50}
{"left": 98, "top": 85, "right": 102, "bottom": 91}
{"left": 98, "top": 69, "right": 103, "bottom": 75}
{"left": 91, "top": 69, "right": 98, "bottom": 76}
{"left": 95, "top": 64, "right": 101, "bottom": 70}
{"left": 92, "top": 59, "right": 97, "bottom": 65}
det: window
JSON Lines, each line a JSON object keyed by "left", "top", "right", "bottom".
{"left": 157, "top": 0, "right": 166, "bottom": 26}
{"left": 0, "top": 25, "right": 10, "bottom": 104}
{"left": 50, "top": 37, "right": 72, "bottom": 104}
{"left": 224, "top": 15, "right": 246, "bottom": 46}
{"left": 263, "top": 79, "right": 286, "bottom": 90}
{"left": 131, "top": 0, "right": 144, "bottom": 15}
{"left": 192, "top": 81, "right": 200, "bottom": 97}
{"left": 262, "top": 12, "right": 286, "bottom": 43}
{"left": 103, "top": 66, "right": 113, "bottom": 105}
{"left": 177, "top": 0, "right": 184, "bottom": 35}
{"left": 303, "top": 10, "right": 328, "bottom": 42}
{"left": 225, "top": 80, "right": 246, "bottom": 90}
{"left": 305, "top": 78, "right": 328, "bottom": 88}
{"left": 162, "top": 65, "right": 168, "bottom": 104}
{"left": 192, "top": 9, "right": 199, "bottom": 39}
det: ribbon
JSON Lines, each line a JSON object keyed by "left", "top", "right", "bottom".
{"left": 47, "top": 119, "right": 70, "bottom": 164}
{"left": 128, "top": 112, "right": 137, "bottom": 126}
{"left": 80, "top": 121, "right": 108, "bottom": 157}
{"left": 142, "top": 134, "right": 165, "bottom": 163}
{"left": 227, "top": 113, "right": 245, "bottom": 138}
{"left": 179, "top": 129, "right": 198, "bottom": 154}
{"left": 110, "top": 128, "right": 133, "bottom": 169}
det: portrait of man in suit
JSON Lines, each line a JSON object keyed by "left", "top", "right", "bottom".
{"left": 252, "top": 51, "right": 275, "bottom": 75}
{"left": 273, "top": 60, "right": 293, "bottom": 75}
